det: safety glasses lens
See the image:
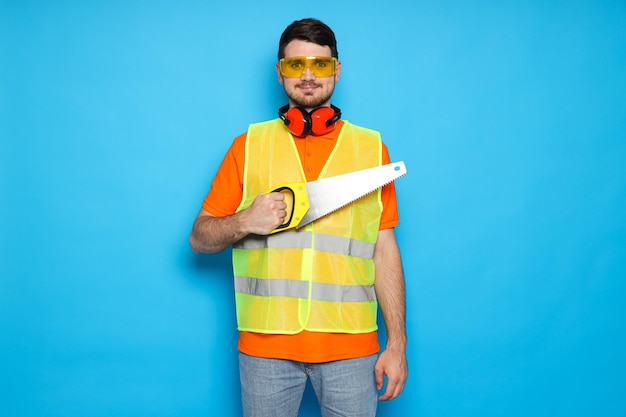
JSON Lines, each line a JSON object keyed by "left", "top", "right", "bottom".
{"left": 280, "top": 57, "right": 336, "bottom": 78}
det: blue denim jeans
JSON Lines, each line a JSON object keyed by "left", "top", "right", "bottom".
{"left": 239, "top": 353, "right": 378, "bottom": 417}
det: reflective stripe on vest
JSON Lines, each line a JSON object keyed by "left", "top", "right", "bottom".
{"left": 234, "top": 231, "right": 376, "bottom": 259}
{"left": 234, "top": 276, "right": 377, "bottom": 302}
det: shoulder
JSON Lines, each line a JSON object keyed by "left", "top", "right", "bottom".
{"left": 248, "top": 118, "right": 284, "bottom": 131}
{"left": 340, "top": 122, "right": 392, "bottom": 163}
{"left": 230, "top": 117, "right": 285, "bottom": 156}
{"left": 341, "top": 121, "right": 382, "bottom": 142}
{"left": 226, "top": 131, "right": 247, "bottom": 159}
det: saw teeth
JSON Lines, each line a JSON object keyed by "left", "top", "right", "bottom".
{"left": 295, "top": 170, "right": 407, "bottom": 229}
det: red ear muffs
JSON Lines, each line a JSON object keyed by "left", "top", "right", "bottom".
{"left": 309, "top": 106, "right": 339, "bottom": 136}
{"left": 280, "top": 106, "right": 309, "bottom": 137}
{"left": 279, "top": 105, "right": 341, "bottom": 137}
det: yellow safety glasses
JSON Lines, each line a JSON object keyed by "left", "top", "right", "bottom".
{"left": 279, "top": 56, "right": 337, "bottom": 78}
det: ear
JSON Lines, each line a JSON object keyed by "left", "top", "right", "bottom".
{"left": 334, "top": 60, "right": 341, "bottom": 83}
{"left": 276, "top": 62, "right": 285, "bottom": 85}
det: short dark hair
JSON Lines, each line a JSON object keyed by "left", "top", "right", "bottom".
{"left": 278, "top": 18, "right": 338, "bottom": 60}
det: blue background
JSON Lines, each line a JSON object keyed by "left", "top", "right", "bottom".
{"left": 1, "top": 1, "right": 625, "bottom": 416}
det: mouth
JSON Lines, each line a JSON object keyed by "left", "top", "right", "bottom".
{"left": 297, "top": 83, "right": 320, "bottom": 93}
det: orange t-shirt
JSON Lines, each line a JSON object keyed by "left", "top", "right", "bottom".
{"left": 202, "top": 120, "right": 399, "bottom": 362}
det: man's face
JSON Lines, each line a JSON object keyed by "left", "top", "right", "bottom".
{"left": 276, "top": 40, "right": 341, "bottom": 111}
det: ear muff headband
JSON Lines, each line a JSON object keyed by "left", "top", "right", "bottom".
{"left": 278, "top": 105, "right": 342, "bottom": 137}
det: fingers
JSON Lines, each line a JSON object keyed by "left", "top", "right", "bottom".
{"left": 266, "top": 192, "right": 288, "bottom": 224}
{"left": 374, "top": 351, "right": 408, "bottom": 401}
{"left": 375, "top": 366, "right": 384, "bottom": 391}
{"left": 244, "top": 192, "right": 290, "bottom": 234}
{"left": 267, "top": 191, "right": 286, "bottom": 203}
{"left": 378, "top": 375, "right": 406, "bottom": 401}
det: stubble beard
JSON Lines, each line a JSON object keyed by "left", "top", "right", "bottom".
{"left": 288, "top": 82, "right": 335, "bottom": 110}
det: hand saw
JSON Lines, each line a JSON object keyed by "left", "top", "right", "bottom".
{"left": 267, "top": 161, "right": 407, "bottom": 233}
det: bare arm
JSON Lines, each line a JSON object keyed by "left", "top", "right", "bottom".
{"left": 373, "top": 228, "right": 408, "bottom": 401}
{"left": 189, "top": 192, "right": 288, "bottom": 254}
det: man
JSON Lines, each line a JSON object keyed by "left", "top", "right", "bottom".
{"left": 190, "top": 18, "right": 407, "bottom": 417}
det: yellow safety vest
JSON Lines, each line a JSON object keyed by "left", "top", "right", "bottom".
{"left": 233, "top": 118, "right": 383, "bottom": 334}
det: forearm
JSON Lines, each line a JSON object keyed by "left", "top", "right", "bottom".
{"left": 373, "top": 228, "right": 408, "bottom": 400}
{"left": 189, "top": 211, "right": 249, "bottom": 254}
{"left": 190, "top": 193, "right": 288, "bottom": 254}
{"left": 374, "top": 229, "right": 407, "bottom": 349}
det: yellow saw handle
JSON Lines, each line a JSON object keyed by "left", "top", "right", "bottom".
{"left": 266, "top": 182, "right": 310, "bottom": 233}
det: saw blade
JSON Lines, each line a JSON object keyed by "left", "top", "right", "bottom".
{"left": 296, "top": 161, "right": 407, "bottom": 229}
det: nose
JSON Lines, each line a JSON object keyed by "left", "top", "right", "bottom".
{"left": 300, "top": 66, "right": 315, "bottom": 80}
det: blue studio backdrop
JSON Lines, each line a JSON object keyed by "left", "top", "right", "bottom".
{"left": 1, "top": 1, "right": 625, "bottom": 416}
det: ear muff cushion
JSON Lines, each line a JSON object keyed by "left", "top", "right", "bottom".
{"left": 310, "top": 107, "right": 338, "bottom": 136}
{"left": 284, "top": 107, "right": 310, "bottom": 137}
